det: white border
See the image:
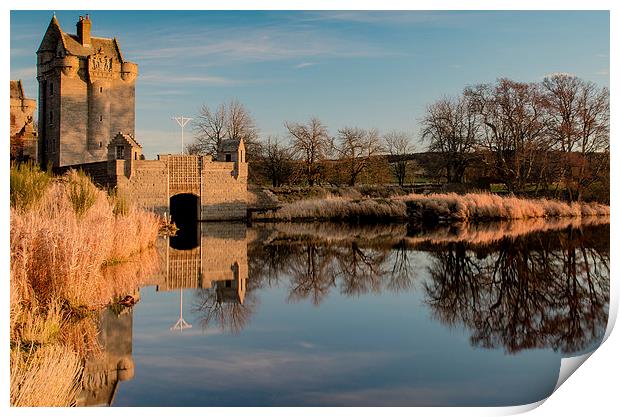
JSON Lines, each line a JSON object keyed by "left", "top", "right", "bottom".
{"left": 3, "top": 1, "right": 616, "bottom": 416}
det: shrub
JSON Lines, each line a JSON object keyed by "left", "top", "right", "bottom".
{"left": 10, "top": 162, "right": 51, "bottom": 210}
{"left": 108, "top": 188, "right": 130, "bottom": 216}
{"left": 66, "top": 170, "right": 99, "bottom": 218}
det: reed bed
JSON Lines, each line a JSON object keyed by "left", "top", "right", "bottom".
{"left": 11, "top": 170, "right": 159, "bottom": 309}
{"left": 10, "top": 167, "right": 161, "bottom": 406}
{"left": 258, "top": 192, "right": 609, "bottom": 223}
{"left": 399, "top": 192, "right": 609, "bottom": 222}
{"left": 10, "top": 344, "right": 82, "bottom": 407}
{"left": 262, "top": 195, "right": 407, "bottom": 221}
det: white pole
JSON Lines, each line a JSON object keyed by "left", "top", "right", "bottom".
{"left": 172, "top": 116, "right": 193, "bottom": 155}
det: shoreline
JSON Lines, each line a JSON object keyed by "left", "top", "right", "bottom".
{"left": 249, "top": 192, "right": 610, "bottom": 224}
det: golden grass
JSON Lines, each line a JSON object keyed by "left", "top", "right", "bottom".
{"left": 11, "top": 172, "right": 160, "bottom": 310}
{"left": 10, "top": 168, "right": 161, "bottom": 407}
{"left": 259, "top": 192, "right": 609, "bottom": 223}
{"left": 399, "top": 192, "right": 609, "bottom": 222}
{"left": 10, "top": 344, "right": 82, "bottom": 407}
{"left": 266, "top": 195, "right": 407, "bottom": 221}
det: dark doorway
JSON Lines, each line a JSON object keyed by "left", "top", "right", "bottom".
{"left": 170, "top": 193, "right": 199, "bottom": 250}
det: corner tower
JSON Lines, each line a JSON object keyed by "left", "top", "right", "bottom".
{"left": 36, "top": 14, "right": 138, "bottom": 168}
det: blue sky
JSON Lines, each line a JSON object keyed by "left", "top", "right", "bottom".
{"left": 10, "top": 10, "right": 609, "bottom": 158}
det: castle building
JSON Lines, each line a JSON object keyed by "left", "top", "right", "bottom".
{"left": 36, "top": 14, "right": 138, "bottom": 168}
{"left": 10, "top": 80, "right": 38, "bottom": 161}
{"left": 35, "top": 14, "right": 249, "bottom": 221}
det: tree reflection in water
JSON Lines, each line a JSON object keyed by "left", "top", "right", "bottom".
{"left": 423, "top": 224, "right": 609, "bottom": 355}
{"left": 249, "top": 221, "right": 608, "bottom": 355}
{"left": 193, "top": 288, "right": 257, "bottom": 334}
{"left": 250, "top": 240, "right": 413, "bottom": 306}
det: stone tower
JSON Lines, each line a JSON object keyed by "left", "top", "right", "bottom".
{"left": 36, "top": 14, "right": 138, "bottom": 168}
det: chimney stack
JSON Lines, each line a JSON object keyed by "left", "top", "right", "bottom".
{"left": 76, "top": 14, "right": 91, "bottom": 46}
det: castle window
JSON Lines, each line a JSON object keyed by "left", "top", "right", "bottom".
{"left": 240, "top": 150, "right": 244, "bottom": 162}
{"left": 225, "top": 153, "right": 231, "bottom": 162}
{"left": 99, "top": 141, "right": 103, "bottom": 148}
{"left": 134, "top": 152, "right": 138, "bottom": 160}
{"left": 225, "top": 280, "right": 232, "bottom": 288}
{"left": 99, "top": 86, "right": 103, "bottom": 93}
{"left": 99, "top": 115, "right": 103, "bottom": 122}
{"left": 116, "top": 145, "right": 125, "bottom": 159}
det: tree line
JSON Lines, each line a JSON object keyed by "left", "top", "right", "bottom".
{"left": 422, "top": 74, "right": 609, "bottom": 201}
{"left": 187, "top": 74, "right": 609, "bottom": 202}
{"left": 188, "top": 100, "right": 418, "bottom": 188}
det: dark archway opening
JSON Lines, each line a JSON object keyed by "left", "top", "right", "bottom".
{"left": 170, "top": 193, "right": 199, "bottom": 250}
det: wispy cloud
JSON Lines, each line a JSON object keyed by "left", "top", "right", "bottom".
{"left": 543, "top": 72, "right": 575, "bottom": 78}
{"left": 594, "top": 68, "right": 609, "bottom": 76}
{"left": 295, "top": 62, "right": 316, "bottom": 69}
{"left": 122, "top": 22, "right": 405, "bottom": 67}
{"left": 299, "top": 11, "right": 476, "bottom": 27}
{"left": 140, "top": 71, "right": 245, "bottom": 86}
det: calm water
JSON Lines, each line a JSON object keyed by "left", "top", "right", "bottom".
{"left": 80, "top": 219, "right": 609, "bottom": 407}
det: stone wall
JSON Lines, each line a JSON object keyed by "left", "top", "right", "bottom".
{"left": 200, "top": 160, "right": 248, "bottom": 221}
{"left": 117, "top": 159, "right": 169, "bottom": 215}
{"left": 60, "top": 154, "right": 248, "bottom": 221}
{"left": 54, "top": 160, "right": 110, "bottom": 186}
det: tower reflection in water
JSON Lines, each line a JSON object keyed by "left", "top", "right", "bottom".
{"left": 76, "top": 307, "right": 134, "bottom": 406}
{"left": 77, "top": 221, "right": 249, "bottom": 405}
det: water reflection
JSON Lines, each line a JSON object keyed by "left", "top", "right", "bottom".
{"left": 102, "top": 217, "right": 610, "bottom": 406}
{"left": 156, "top": 223, "right": 254, "bottom": 333}
{"left": 424, "top": 225, "right": 609, "bottom": 354}
{"left": 76, "top": 306, "right": 135, "bottom": 406}
{"left": 249, "top": 220, "right": 609, "bottom": 355}
{"left": 150, "top": 218, "right": 609, "bottom": 355}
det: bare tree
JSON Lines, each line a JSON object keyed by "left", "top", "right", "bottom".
{"left": 191, "top": 99, "right": 259, "bottom": 158}
{"left": 260, "top": 136, "right": 294, "bottom": 187}
{"left": 384, "top": 131, "right": 416, "bottom": 186}
{"left": 335, "top": 127, "right": 384, "bottom": 186}
{"left": 421, "top": 95, "right": 479, "bottom": 183}
{"left": 191, "top": 103, "right": 226, "bottom": 156}
{"left": 465, "top": 79, "right": 550, "bottom": 193}
{"left": 285, "top": 118, "right": 332, "bottom": 186}
{"left": 542, "top": 74, "right": 610, "bottom": 201}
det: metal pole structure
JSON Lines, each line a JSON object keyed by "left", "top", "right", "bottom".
{"left": 171, "top": 288, "right": 192, "bottom": 332}
{"left": 172, "top": 116, "right": 193, "bottom": 155}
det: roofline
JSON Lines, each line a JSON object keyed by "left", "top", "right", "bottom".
{"left": 36, "top": 14, "right": 64, "bottom": 54}
{"left": 113, "top": 37, "right": 125, "bottom": 63}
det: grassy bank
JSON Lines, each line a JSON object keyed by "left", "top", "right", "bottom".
{"left": 253, "top": 192, "right": 609, "bottom": 223}
{"left": 399, "top": 192, "right": 609, "bottom": 223}
{"left": 10, "top": 164, "right": 160, "bottom": 406}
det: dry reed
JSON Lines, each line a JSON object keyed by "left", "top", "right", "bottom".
{"left": 260, "top": 192, "right": 609, "bottom": 223}
{"left": 10, "top": 168, "right": 161, "bottom": 407}
{"left": 399, "top": 192, "right": 609, "bottom": 222}
{"left": 10, "top": 344, "right": 82, "bottom": 407}
{"left": 266, "top": 195, "right": 407, "bottom": 221}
